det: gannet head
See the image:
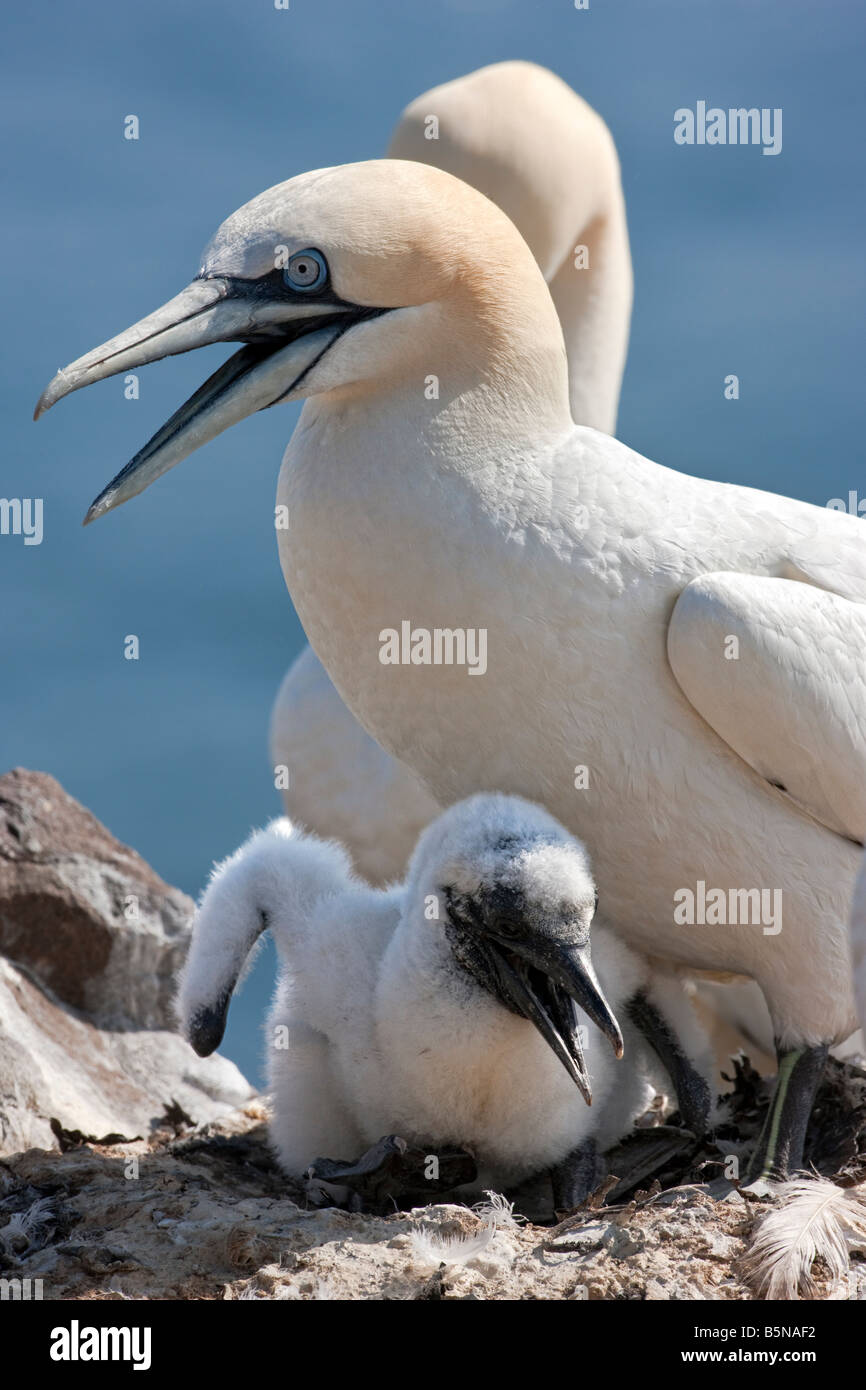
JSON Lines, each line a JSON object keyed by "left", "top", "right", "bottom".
{"left": 388, "top": 60, "right": 610, "bottom": 281}
{"left": 34, "top": 159, "right": 567, "bottom": 525}
{"left": 405, "top": 793, "right": 624, "bottom": 1105}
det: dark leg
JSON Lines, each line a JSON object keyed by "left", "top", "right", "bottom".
{"left": 551, "top": 1137, "right": 604, "bottom": 1213}
{"left": 627, "top": 991, "right": 711, "bottom": 1136}
{"left": 305, "top": 1135, "right": 477, "bottom": 1212}
{"left": 744, "top": 1043, "right": 829, "bottom": 1183}
{"left": 602, "top": 1124, "right": 699, "bottom": 1203}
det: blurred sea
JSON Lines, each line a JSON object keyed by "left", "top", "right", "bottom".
{"left": 3, "top": 0, "right": 864, "bottom": 1084}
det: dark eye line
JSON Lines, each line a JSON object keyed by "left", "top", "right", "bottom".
{"left": 442, "top": 885, "right": 483, "bottom": 930}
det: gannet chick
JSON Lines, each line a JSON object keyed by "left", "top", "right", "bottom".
{"left": 270, "top": 61, "right": 632, "bottom": 884}
{"left": 177, "top": 794, "right": 712, "bottom": 1208}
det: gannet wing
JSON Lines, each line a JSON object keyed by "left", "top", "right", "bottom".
{"left": 721, "top": 489, "right": 866, "bottom": 603}
{"left": 667, "top": 571, "right": 866, "bottom": 843}
{"left": 785, "top": 514, "right": 866, "bottom": 604}
{"left": 785, "top": 544, "right": 866, "bottom": 605}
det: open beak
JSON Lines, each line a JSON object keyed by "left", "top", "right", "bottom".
{"left": 483, "top": 935, "right": 623, "bottom": 1105}
{"left": 33, "top": 276, "right": 380, "bottom": 524}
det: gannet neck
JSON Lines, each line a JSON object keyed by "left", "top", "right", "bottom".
{"left": 388, "top": 61, "right": 632, "bottom": 433}
{"left": 269, "top": 65, "right": 633, "bottom": 891}
{"left": 304, "top": 316, "right": 572, "bottom": 467}
{"left": 551, "top": 189, "right": 631, "bottom": 435}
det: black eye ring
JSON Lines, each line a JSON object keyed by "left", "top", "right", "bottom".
{"left": 283, "top": 248, "right": 328, "bottom": 293}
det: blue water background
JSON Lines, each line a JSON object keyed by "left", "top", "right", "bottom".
{"left": 3, "top": 0, "right": 864, "bottom": 1083}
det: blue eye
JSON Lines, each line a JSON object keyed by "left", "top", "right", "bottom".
{"left": 283, "top": 248, "right": 328, "bottom": 292}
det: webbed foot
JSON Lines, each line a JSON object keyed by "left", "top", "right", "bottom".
{"left": 305, "top": 1135, "right": 477, "bottom": 1212}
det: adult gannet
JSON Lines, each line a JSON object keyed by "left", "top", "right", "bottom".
{"left": 177, "top": 794, "right": 711, "bottom": 1208}
{"left": 270, "top": 61, "right": 632, "bottom": 882}
{"left": 35, "top": 158, "right": 866, "bottom": 1180}
{"left": 852, "top": 855, "right": 866, "bottom": 1040}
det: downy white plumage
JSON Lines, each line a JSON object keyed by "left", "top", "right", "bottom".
{"left": 176, "top": 794, "right": 712, "bottom": 1199}
{"left": 269, "top": 61, "right": 632, "bottom": 883}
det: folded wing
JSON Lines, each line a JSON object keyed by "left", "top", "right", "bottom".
{"left": 667, "top": 571, "right": 866, "bottom": 844}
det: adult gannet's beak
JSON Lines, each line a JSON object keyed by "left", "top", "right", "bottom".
{"left": 33, "top": 275, "right": 382, "bottom": 524}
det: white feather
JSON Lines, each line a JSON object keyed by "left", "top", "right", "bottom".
{"left": 743, "top": 1178, "right": 866, "bottom": 1300}
{"left": 408, "top": 1222, "right": 498, "bottom": 1269}
{"left": 409, "top": 1193, "right": 519, "bottom": 1269}
{"left": 472, "top": 1190, "right": 522, "bottom": 1230}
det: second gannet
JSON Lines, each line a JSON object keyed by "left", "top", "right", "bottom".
{"left": 36, "top": 158, "right": 865, "bottom": 1180}
{"left": 852, "top": 854, "right": 866, "bottom": 1040}
{"left": 270, "top": 61, "right": 632, "bottom": 883}
{"left": 177, "top": 794, "right": 712, "bottom": 1207}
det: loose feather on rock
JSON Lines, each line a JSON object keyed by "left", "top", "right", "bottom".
{"left": 409, "top": 1192, "right": 520, "bottom": 1271}
{"left": 742, "top": 1177, "right": 866, "bottom": 1299}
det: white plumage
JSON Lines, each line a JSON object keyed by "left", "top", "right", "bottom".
{"left": 176, "top": 794, "right": 711, "bottom": 1195}
{"left": 269, "top": 61, "right": 632, "bottom": 883}
{"left": 742, "top": 1178, "right": 866, "bottom": 1300}
{"left": 852, "top": 852, "right": 866, "bottom": 1040}
{"left": 37, "top": 144, "right": 865, "bottom": 1175}
{"left": 668, "top": 572, "right": 866, "bottom": 844}
{"left": 269, "top": 643, "right": 438, "bottom": 885}
{"left": 225, "top": 158, "right": 863, "bottom": 1063}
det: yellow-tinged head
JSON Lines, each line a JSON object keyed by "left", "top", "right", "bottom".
{"left": 34, "top": 159, "right": 568, "bottom": 524}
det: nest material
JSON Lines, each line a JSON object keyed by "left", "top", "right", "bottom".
{"left": 601, "top": 1055, "right": 866, "bottom": 1208}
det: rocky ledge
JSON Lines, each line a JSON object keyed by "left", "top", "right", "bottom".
{"left": 0, "top": 769, "right": 251, "bottom": 1156}
{"left": 1, "top": 768, "right": 865, "bottom": 1301}
{"left": 0, "top": 1102, "right": 757, "bottom": 1301}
